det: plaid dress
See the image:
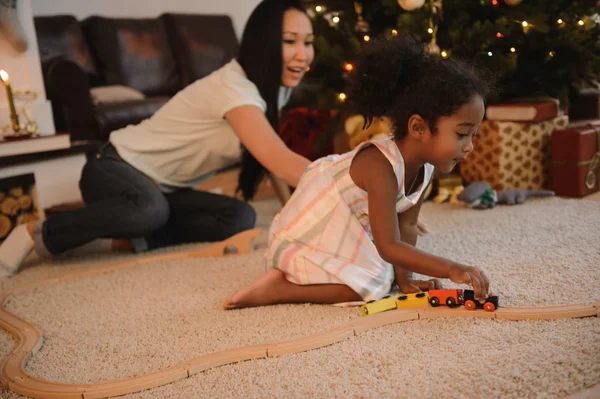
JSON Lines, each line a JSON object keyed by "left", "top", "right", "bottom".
{"left": 266, "top": 137, "right": 434, "bottom": 301}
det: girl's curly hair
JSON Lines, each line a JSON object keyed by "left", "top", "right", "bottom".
{"left": 348, "top": 35, "right": 495, "bottom": 138}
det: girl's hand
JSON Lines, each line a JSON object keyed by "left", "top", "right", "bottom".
{"left": 448, "top": 264, "right": 490, "bottom": 303}
{"left": 397, "top": 277, "right": 442, "bottom": 294}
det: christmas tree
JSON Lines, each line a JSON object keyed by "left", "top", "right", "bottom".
{"left": 302, "top": 0, "right": 600, "bottom": 110}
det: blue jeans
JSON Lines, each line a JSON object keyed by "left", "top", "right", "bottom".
{"left": 40, "top": 143, "right": 256, "bottom": 255}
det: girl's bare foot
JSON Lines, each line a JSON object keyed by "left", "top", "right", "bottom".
{"left": 224, "top": 269, "right": 362, "bottom": 310}
{"left": 224, "top": 269, "right": 287, "bottom": 310}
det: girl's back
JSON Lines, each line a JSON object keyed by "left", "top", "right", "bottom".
{"left": 274, "top": 137, "right": 433, "bottom": 242}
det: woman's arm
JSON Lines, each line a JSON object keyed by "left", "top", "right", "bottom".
{"left": 225, "top": 105, "right": 310, "bottom": 187}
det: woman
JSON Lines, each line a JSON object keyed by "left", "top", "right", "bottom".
{"left": 0, "top": 0, "right": 315, "bottom": 277}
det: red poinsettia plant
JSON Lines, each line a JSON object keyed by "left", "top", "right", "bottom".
{"left": 279, "top": 108, "right": 336, "bottom": 161}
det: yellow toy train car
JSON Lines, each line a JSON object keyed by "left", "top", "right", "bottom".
{"left": 360, "top": 294, "right": 397, "bottom": 316}
{"left": 395, "top": 292, "right": 430, "bottom": 309}
{"left": 360, "top": 292, "right": 431, "bottom": 316}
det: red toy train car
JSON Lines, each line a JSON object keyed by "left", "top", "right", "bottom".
{"left": 428, "top": 288, "right": 498, "bottom": 312}
{"left": 428, "top": 289, "right": 463, "bottom": 307}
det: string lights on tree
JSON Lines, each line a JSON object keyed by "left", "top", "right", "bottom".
{"left": 306, "top": 0, "right": 599, "bottom": 108}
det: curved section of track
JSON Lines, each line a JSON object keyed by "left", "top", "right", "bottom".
{"left": 0, "top": 229, "right": 597, "bottom": 398}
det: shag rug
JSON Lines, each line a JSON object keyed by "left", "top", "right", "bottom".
{"left": 0, "top": 197, "right": 599, "bottom": 398}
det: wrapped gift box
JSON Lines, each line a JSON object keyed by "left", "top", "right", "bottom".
{"left": 460, "top": 115, "right": 569, "bottom": 190}
{"left": 551, "top": 121, "right": 600, "bottom": 198}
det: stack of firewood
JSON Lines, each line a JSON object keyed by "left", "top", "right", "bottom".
{"left": 0, "top": 186, "right": 38, "bottom": 242}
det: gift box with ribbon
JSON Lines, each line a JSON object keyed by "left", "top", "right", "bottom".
{"left": 460, "top": 115, "right": 569, "bottom": 190}
{"left": 551, "top": 120, "right": 600, "bottom": 198}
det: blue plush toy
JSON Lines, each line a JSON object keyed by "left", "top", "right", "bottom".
{"left": 457, "top": 182, "right": 555, "bottom": 209}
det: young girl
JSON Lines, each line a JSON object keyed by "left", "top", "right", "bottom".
{"left": 225, "top": 35, "right": 494, "bottom": 309}
{"left": 0, "top": 0, "right": 314, "bottom": 277}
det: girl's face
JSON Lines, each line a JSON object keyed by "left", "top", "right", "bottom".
{"left": 281, "top": 9, "right": 314, "bottom": 88}
{"left": 424, "top": 95, "right": 485, "bottom": 174}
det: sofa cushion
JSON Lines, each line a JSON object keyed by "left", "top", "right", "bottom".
{"left": 94, "top": 97, "right": 170, "bottom": 140}
{"left": 82, "top": 17, "right": 179, "bottom": 97}
{"left": 90, "top": 85, "right": 146, "bottom": 105}
{"left": 161, "top": 14, "right": 239, "bottom": 87}
{"left": 34, "top": 15, "right": 99, "bottom": 84}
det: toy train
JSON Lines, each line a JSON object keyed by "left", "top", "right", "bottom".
{"left": 360, "top": 289, "right": 499, "bottom": 316}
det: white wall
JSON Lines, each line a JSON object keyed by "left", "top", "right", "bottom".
{"left": 31, "top": 0, "right": 263, "bottom": 39}
{"left": 0, "top": 0, "right": 54, "bottom": 135}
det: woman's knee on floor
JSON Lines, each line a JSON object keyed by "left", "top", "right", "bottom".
{"left": 122, "top": 194, "right": 171, "bottom": 236}
{"left": 221, "top": 201, "right": 257, "bottom": 238}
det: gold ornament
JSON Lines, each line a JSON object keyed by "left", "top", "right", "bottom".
{"left": 428, "top": 41, "right": 441, "bottom": 55}
{"left": 354, "top": 2, "right": 370, "bottom": 33}
{"left": 398, "top": 0, "right": 426, "bottom": 11}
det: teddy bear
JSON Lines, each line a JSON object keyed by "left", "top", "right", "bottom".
{"left": 333, "top": 114, "right": 393, "bottom": 153}
{"left": 345, "top": 115, "right": 393, "bottom": 149}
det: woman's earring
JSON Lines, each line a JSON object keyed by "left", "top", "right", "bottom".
{"left": 305, "top": 66, "right": 311, "bottom": 72}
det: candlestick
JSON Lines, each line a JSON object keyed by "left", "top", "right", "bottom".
{"left": 0, "top": 69, "right": 20, "bottom": 133}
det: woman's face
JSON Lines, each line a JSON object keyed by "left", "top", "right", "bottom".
{"left": 281, "top": 8, "right": 314, "bottom": 88}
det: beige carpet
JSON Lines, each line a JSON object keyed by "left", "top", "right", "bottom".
{"left": 0, "top": 197, "right": 599, "bottom": 398}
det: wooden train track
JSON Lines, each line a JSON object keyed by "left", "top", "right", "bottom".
{"left": 0, "top": 228, "right": 597, "bottom": 398}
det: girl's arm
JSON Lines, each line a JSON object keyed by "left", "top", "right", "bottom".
{"left": 350, "top": 146, "right": 450, "bottom": 277}
{"left": 225, "top": 105, "right": 310, "bottom": 187}
{"left": 397, "top": 179, "right": 429, "bottom": 247}
{"left": 394, "top": 182, "right": 438, "bottom": 289}
{"left": 351, "top": 147, "right": 488, "bottom": 303}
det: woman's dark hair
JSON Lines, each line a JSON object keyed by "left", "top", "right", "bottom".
{"left": 236, "top": 0, "right": 308, "bottom": 200}
{"left": 348, "top": 35, "right": 495, "bottom": 138}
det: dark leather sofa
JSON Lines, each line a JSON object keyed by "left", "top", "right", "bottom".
{"left": 34, "top": 14, "right": 240, "bottom": 141}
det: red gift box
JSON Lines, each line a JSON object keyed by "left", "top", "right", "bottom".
{"left": 551, "top": 121, "right": 600, "bottom": 197}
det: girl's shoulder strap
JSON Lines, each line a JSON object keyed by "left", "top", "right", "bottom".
{"left": 352, "top": 136, "right": 402, "bottom": 167}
